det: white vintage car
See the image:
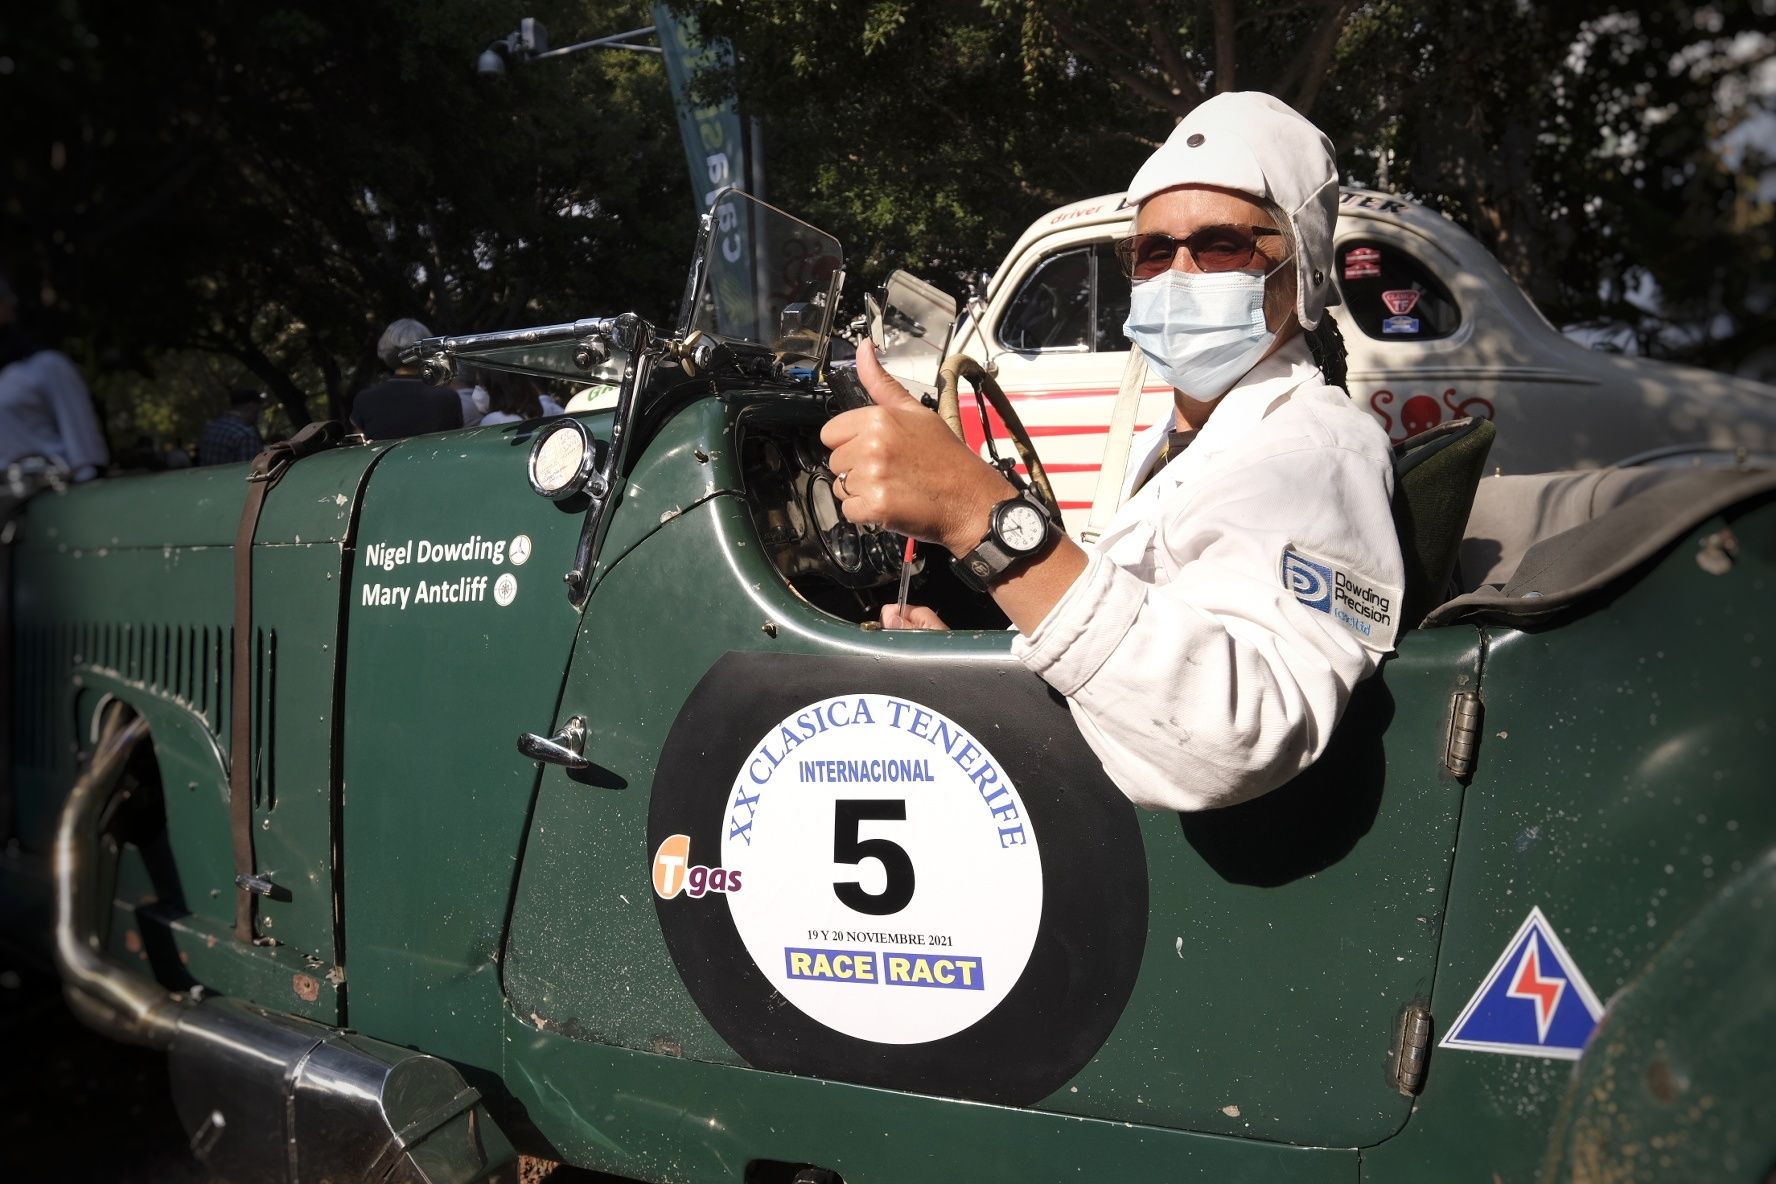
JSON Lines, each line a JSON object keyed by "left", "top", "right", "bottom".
{"left": 939, "top": 188, "right": 1776, "bottom": 529}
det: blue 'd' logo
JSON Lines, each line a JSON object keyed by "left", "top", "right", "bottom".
{"left": 1282, "top": 550, "right": 1332, "bottom": 613}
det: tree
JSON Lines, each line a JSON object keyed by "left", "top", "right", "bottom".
{"left": 1, "top": 0, "right": 698, "bottom": 440}
{"left": 682, "top": 0, "right": 1775, "bottom": 371}
{"left": 1377, "top": 0, "right": 1775, "bottom": 360}
{"left": 4, "top": 0, "right": 1767, "bottom": 453}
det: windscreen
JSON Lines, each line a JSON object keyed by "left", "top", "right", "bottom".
{"left": 451, "top": 343, "right": 624, "bottom": 385}
{"left": 874, "top": 269, "right": 957, "bottom": 396}
{"left": 687, "top": 188, "right": 842, "bottom": 363}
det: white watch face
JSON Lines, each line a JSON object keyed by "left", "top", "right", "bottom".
{"left": 532, "top": 424, "right": 587, "bottom": 495}
{"left": 997, "top": 503, "right": 1047, "bottom": 553}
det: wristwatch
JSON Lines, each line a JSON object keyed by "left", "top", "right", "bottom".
{"left": 951, "top": 489, "right": 1056, "bottom": 593}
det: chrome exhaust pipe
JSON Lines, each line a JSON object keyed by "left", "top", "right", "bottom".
{"left": 51, "top": 702, "right": 515, "bottom": 1182}
{"left": 51, "top": 701, "right": 185, "bottom": 1049}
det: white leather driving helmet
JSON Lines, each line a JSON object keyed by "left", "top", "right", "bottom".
{"left": 1125, "top": 91, "right": 1341, "bottom": 330}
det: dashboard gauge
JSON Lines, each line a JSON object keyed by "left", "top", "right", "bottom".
{"left": 807, "top": 473, "right": 841, "bottom": 533}
{"left": 825, "top": 523, "right": 863, "bottom": 572}
{"left": 862, "top": 530, "right": 889, "bottom": 572}
{"left": 793, "top": 435, "right": 831, "bottom": 476}
{"left": 528, "top": 418, "right": 598, "bottom": 500}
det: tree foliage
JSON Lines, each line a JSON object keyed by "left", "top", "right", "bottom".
{"left": 1, "top": 0, "right": 696, "bottom": 441}
{"left": 686, "top": 0, "right": 1775, "bottom": 368}
{"left": 1377, "top": 0, "right": 1776, "bottom": 360}
{"left": 1, "top": 0, "right": 1770, "bottom": 459}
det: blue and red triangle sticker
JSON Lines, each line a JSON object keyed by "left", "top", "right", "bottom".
{"left": 1440, "top": 906, "right": 1605, "bottom": 1060}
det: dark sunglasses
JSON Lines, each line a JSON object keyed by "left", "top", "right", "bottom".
{"left": 1113, "top": 225, "right": 1283, "bottom": 280}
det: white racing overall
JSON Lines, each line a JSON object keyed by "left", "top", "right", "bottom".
{"left": 1014, "top": 338, "right": 1406, "bottom": 811}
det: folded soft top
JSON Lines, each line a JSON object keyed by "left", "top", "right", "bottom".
{"left": 1426, "top": 466, "right": 1776, "bottom": 628}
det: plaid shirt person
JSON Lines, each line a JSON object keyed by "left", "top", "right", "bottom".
{"left": 197, "top": 389, "right": 266, "bottom": 466}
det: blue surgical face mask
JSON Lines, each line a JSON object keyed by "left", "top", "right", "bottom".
{"left": 1122, "top": 264, "right": 1285, "bottom": 400}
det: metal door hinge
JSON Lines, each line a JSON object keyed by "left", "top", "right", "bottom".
{"left": 1443, "top": 691, "right": 1483, "bottom": 781}
{"left": 1388, "top": 1001, "right": 1433, "bottom": 1096}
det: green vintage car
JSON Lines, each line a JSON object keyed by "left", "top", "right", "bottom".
{"left": 2, "top": 192, "right": 1772, "bottom": 1184}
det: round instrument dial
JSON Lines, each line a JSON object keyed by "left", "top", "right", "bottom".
{"left": 528, "top": 419, "right": 594, "bottom": 500}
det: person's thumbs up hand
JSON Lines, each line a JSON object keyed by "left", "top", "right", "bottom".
{"left": 819, "top": 341, "right": 1013, "bottom": 554}
{"left": 853, "top": 335, "right": 925, "bottom": 410}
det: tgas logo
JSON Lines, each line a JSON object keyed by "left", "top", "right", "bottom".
{"left": 652, "top": 834, "right": 743, "bottom": 900}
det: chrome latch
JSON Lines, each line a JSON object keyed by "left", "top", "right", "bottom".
{"left": 517, "top": 716, "right": 590, "bottom": 770}
{"left": 234, "top": 873, "right": 291, "bottom": 902}
{"left": 235, "top": 873, "right": 275, "bottom": 896}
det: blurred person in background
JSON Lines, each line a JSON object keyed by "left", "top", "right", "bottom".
{"left": 446, "top": 364, "right": 490, "bottom": 428}
{"left": 0, "top": 272, "right": 109, "bottom": 482}
{"left": 480, "top": 369, "right": 564, "bottom": 425}
{"left": 115, "top": 434, "right": 162, "bottom": 471}
{"left": 350, "top": 318, "right": 463, "bottom": 440}
{"left": 196, "top": 388, "right": 267, "bottom": 466}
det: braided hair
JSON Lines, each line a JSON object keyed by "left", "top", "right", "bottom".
{"left": 1304, "top": 314, "right": 1349, "bottom": 393}
{"left": 1260, "top": 197, "right": 1349, "bottom": 394}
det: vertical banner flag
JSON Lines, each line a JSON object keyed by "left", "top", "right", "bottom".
{"left": 652, "top": 4, "right": 755, "bottom": 338}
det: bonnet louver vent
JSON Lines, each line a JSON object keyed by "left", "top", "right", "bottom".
{"left": 12, "top": 623, "right": 270, "bottom": 799}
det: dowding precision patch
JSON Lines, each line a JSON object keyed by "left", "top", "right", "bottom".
{"left": 1282, "top": 546, "right": 1402, "bottom": 650}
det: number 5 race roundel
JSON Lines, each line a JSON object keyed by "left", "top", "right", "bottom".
{"left": 721, "top": 693, "right": 1045, "bottom": 1046}
{"left": 648, "top": 653, "right": 1147, "bottom": 1107}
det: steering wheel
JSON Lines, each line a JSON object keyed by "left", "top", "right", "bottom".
{"left": 935, "top": 354, "right": 1062, "bottom": 522}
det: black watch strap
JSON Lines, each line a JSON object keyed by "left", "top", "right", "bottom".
{"left": 950, "top": 541, "right": 1011, "bottom": 593}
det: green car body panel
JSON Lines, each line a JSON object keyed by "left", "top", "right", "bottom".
{"left": 1362, "top": 497, "right": 1776, "bottom": 1183}
{"left": 5, "top": 386, "right": 1772, "bottom": 1178}
{"left": 10, "top": 444, "right": 390, "bottom": 1023}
